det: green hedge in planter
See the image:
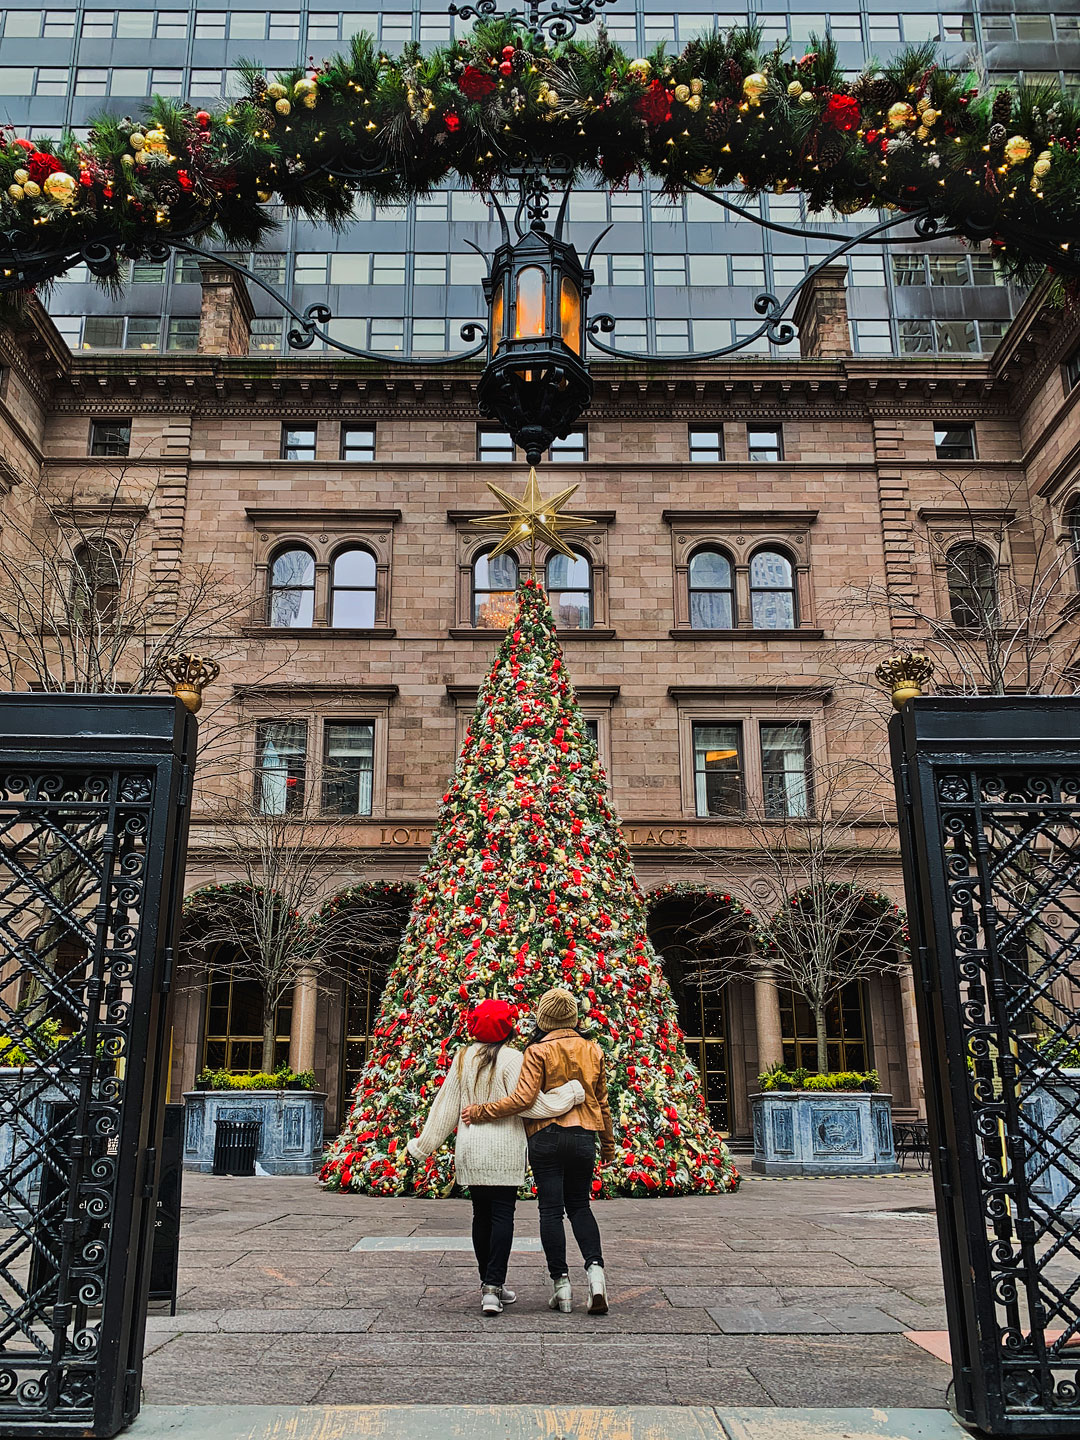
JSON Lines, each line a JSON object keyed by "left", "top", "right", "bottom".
{"left": 0, "top": 1018, "right": 63, "bottom": 1067}
{"left": 757, "top": 1061, "right": 881, "bottom": 1093}
{"left": 194, "top": 1063, "right": 316, "bottom": 1092}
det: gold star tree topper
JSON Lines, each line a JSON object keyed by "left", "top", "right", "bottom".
{"left": 469, "top": 467, "right": 595, "bottom": 572}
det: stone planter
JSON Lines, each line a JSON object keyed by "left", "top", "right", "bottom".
{"left": 0, "top": 1066, "right": 70, "bottom": 1218}
{"left": 751, "top": 1089, "right": 895, "bottom": 1176}
{"left": 1022, "top": 1067, "right": 1080, "bottom": 1216}
{"left": 182, "top": 1089, "right": 326, "bottom": 1176}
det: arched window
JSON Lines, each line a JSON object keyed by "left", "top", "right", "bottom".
{"left": 71, "top": 537, "right": 121, "bottom": 623}
{"left": 750, "top": 549, "right": 797, "bottom": 629}
{"left": 546, "top": 549, "right": 592, "bottom": 629}
{"left": 330, "top": 546, "right": 377, "bottom": 628}
{"left": 1067, "top": 494, "right": 1080, "bottom": 589}
{"left": 268, "top": 547, "right": 315, "bottom": 627}
{"left": 688, "top": 548, "right": 735, "bottom": 629}
{"left": 472, "top": 550, "right": 519, "bottom": 628}
{"left": 946, "top": 542, "right": 998, "bottom": 629}
{"left": 203, "top": 959, "right": 293, "bottom": 1074}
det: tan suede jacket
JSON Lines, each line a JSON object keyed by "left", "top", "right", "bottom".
{"left": 471, "top": 1028, "right": 615, "bottom": 1160}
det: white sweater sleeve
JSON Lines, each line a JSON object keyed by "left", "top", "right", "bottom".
{"left": 500, "top": 1049, "right": 585, "bottom": 1120}
{"left": 406, "top": 1055, "right": 463, "bottom": 1159}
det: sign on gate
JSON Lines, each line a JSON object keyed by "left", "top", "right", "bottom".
{"left": 891, "top": 697, "right": 1080, "bottom": 1437}
{"left": 0, "top": 696, "right": 195, "bottom": 1439}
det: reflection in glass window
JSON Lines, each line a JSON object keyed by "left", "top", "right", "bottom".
{"left": 255, "top": 719, "right": 307, "bottom": 815}
{"left": 750, "top": 550, "right": 796, "bottom": 629}
{"left": 546, "top": 550, "right": 592, "bottom": 630}
{"left": 473, "top": 551, "right": 519, "bottom": 628}
{"left": 688, "top": 549, "right": 734, "bottom": 629}
{"left": 322, "top": 721, "right": 375, "bottom": 815}
{"left": 693, "top": 723, "right": 744, "bottom": 816}
{"left": 761, "top": 722, "right": 812, "bottom": 818}
{"left": 330, "top": 548, "right": 377, "bottom": 628}
{"left": 946, "top": 543, "right": 998, "bottom": 629}
{"left": 268, "top": 548, "right": 315, "bottom": 627}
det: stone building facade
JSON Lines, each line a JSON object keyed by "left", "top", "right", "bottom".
{"left": 1, "top": 265, "right": 1078, "bottom": 1141}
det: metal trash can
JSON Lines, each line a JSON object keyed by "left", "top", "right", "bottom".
{"left": 212, "top": 1118, "right": 262, "bottom": 1176}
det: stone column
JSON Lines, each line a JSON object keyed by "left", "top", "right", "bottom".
{"left": 791, "top": 262, "right": 851, "bottom": 358}
{"left": 753, "top": 968, "right": 785, "bottom": 1072}
{"left": 899, "top": 965, "right": 926, "bottom": 1117}
{"left": 289, "top": 968, "right": 318, "bottom": 1075}
{"left": 197, "top": 261, "right": 254, "bottom": 356}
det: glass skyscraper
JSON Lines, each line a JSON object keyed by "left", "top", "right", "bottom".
{"left": 0, "top": 0, "right": 1074, "bottom": 359}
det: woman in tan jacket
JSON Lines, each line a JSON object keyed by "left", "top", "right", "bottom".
{"left": 463, "top": 987, "right": 614, "bottom": 1315}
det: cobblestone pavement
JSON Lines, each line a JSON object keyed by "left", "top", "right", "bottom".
{"left": 144, "top": 1172, "right": 955, "bottom": 1409}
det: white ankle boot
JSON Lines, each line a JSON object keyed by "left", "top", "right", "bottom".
{"left": 586, "top": 1263, "right": 608, "bottom": 1314}
{"left": 548, "top": 1274, "right": 572, "bottom": 1313}
{"left": 481, "top": 1284, "right": 503, "bottom": 1315}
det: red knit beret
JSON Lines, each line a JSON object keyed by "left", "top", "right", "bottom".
{"left": 467, "top": 999, "right": 517, "bottom": 1043}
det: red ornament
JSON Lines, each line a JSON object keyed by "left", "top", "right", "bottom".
{"left": 12, "top": 137, "right": 32, "bottom": 151}
{"left": 499, "top": 60, "right": 512, "bottom": 77}
{"left": 458, "top": 65, "right": 498, "bottom": 100}
{"left": 633, "top": 78, "right": 673, "bottom": 127}
{"left": 445, "top": 113, "right": 462, "bottom": 133}
{"left": 501, "top": 45, "right": 515, "bottom": 59}
{"left": 176, "top": 169, "right": 193, "bottom": 191}
{"left": 195, "top": 110, "right": 211, "bottom": 128}
{"left": 27, "top": 152, "right": 63, "bottom": 184}
{"left": 822, "top": 93, "right": 860, "bottom": 132}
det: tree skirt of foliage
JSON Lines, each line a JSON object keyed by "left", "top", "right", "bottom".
{"left": 321, "top": 579, "right": 738, "bottom": 1198}
{"left": 1, "top": 24, "right": 1079, "bottom": 287}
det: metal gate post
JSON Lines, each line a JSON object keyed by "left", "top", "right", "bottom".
{"left": 890, "top": 696, "right": 1080, "bottom": 1437}
{"left": 0, "top": 695, "right": 196, "bottom": 1439}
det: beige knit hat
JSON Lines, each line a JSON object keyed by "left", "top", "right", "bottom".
{"left": 536, "top": 987, "right": 579, "bottom": 1032}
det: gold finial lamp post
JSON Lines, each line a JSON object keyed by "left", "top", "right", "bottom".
{"left": 875, "top": 653, "right": 935, "bottom": 710}
{"left": 157, "top": 653, "right": 220, "bottom": 714}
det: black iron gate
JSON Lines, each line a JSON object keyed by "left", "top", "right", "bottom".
{"left": 892, "top": 697, "right": 1080, "bottom": 1437}
{"left": 0, "top": 695, "right": 195, "bottom": 1438}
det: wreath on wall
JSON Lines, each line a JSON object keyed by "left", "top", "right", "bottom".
{"left": 1, "top": 23, "right": 1078, "bottom": 290}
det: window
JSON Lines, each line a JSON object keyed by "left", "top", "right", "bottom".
{"left": 692, "top": 723, "right": 744, "bottom": 816}
{"left": 935, "top": 320, "right": 978, "bottom": 355}
{"left": 330, "top": 547, "right": 377, "bottom": 628}
{"left": 165, "top": 317, "right": 199, "bottom": 351}
{"left": 282, "top": 425, "right": 316, "bottom": 461}
{"left": 322, "top": 721, "right": 374, "bottom": 815}
{"left": 609, "top": 254, "right": 646, "bottom": 286}
{"left": 1068, "top": 495, "right": 1080, "bottom": 588}
{"left": 36, "top": 68, "right": 69, "bottom": 95}
{"left": 116, "top": 10, "right": 152, "bottom": 35}
{"left": 194, "top": 11, "right": 226, "bottom": 38}
{"left": 329, "top": 252, "right": 370, "bottom": 285}
{"left": 780, "top": 982, "right": 867, "bottom": 1074}
{"left": 72, "top": 67, "right": 106, "bottom": 97}
{"left": 473, "top": 550, "right": 519, "bottom": 628}
{"left": 189, "top": 69, "right": 223, "bottom": 96}
{"left": 341, "top": 426, "right": 375, "bottom": 462}
{"left": 268, "top": 547, "right": 315, "bottom": 628}
{"left": 230, "top": 12, "right": 265, "bottom": 38}
{"left": 125, "top": 317, "right": 160, "bottom": 351}
{"left": 255, "top": 719, "right": 307, "bottom": 814}
{"left": 295, "top": 253, "right": 328, "bottom": 285}
{"left": 892, "top": 255, "right": 927, "bottom": 287}
{"left": 477, "top": 428, "right": 516, "bottom": 463}
{"left": 946, "top": 543, "right": 998, "bottom": 629}
{"left": 688, "top": 548, "right": 735, "bottom": 629}
{"left": 689, "top": 427, "right": 723, "bottom": 463}
{"left": 71, "top": 538, "right": 121, "bottom": 623}
{"left": 749, "top": 550, "right": 797, "bottom": 629}
{"left": 550, "top": 430, "right": 587, "bottom": 463}
{"left": 449, "top": 252, "right": 485, "bottom": 285}
{"left": 747, "top": 426, "right": 783, "bottom": 463}
{"left": 80, "top": 11, "right": 114, "bottom": 37}
{"left": 853, "top": 320, "right": 893, "bottom": 354}
{"left": 203, "top": 967, "right": 292, "bottom": 1073}
{"left": 372, "top": 253, "right": 406, "bottom": 285}
{"left": 89, "top": 419, "right": 131, "bottom": 457}
{"left": 653, "top": 255, "right": 687, "bottom": 286}
{"left": 1065, "top": 346, "right": 1080, "bottom": 393}
{"left": 546, "top": 550, "right": 592, "bottom": 630}
{"left": 935, "top": 425, "right": 976, "bottom": 461}
{"left": 156, "top": 11, "right": 188, "bottom": 37}
{"left": 250, "top": 318, "right": 283, "bottom": 353}
{"left": 83, "top": 315, "right": 124, "bottom": 350}
{"left": 414, "top": 253, "right": 447, "bottom": 286}
{"left": 761, "top": 722, "right": 812, "bottom": 819}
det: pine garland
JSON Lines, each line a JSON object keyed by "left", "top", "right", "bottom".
{"left": 0, "top": 25, "right": 1077, "bottom": 286}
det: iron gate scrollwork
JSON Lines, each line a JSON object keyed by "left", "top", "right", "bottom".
{"left": 0, "top": 696, "right": 195, "bottom": 1438}
{"left": 892, "top": 697, "right": 1080, "bottom": 1436}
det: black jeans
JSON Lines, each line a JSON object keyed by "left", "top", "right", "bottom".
{"left": 528, "top": 1124, "right": 604, "bottom": 1278}
{"left": 470, "top": 1184, "right": 518, "bottom": 1287}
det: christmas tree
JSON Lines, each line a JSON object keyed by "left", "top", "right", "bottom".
{"left": 321, "top": 578, "right": 738, "bottom": 1198}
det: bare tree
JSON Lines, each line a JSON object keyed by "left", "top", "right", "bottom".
{"left": 838, "top": 470, "right": 1080, "bottom": 698}
{"left": 181, "top": 788, "right": 392, "bottom": 1073}
{"left": 698, "top": 761, "right": 910, "bottom": 1073}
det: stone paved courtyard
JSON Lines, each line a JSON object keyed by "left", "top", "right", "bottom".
{"left": 142, "top": 1172, "right": 962, "bottom": 1409}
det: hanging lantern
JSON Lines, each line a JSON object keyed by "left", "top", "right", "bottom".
{"left": 478, "top": 207, "right": 595, "bottom": 466}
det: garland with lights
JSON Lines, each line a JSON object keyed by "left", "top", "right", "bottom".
{"left": 757, "top": 882, "right": 910, "bottom": 959}
{"left": 321, "top": 578, "right": 739, "bottom": 1199}
{"left": 1, "top": 24, "right": 1078, "bottom": 288}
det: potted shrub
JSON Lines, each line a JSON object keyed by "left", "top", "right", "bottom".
{"left": 751, "top": 1067, "right": 894, "bottom": 1176}
{"left": 183, "top": 1064, "right": 325, "bottom": 1175}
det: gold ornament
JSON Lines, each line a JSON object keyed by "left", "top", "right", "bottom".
{"left": 42, "top": 170, "right": 76, "bottom": 205}
{"left": 538, "top": 81, "right": 559, "bottom": 108}
{"left": 293, "top": 77, "right": 317, "bottom": 108}
{"left": 143, "top": 127, "right": 168, "bottom": 153}
{"left": 690, "top": 78, "right": 703, "bottom": 95}
{"left": 7, "top": 183, "right": 23, "bottom": 200}
{"left": 266, "top": 82, "right": 288, "bottom": 100}
{"left": 797, "top": 90, "right": 816, "bottom": 108}
{"left": 916, "top": 125, "right": 928, "bottom": 140}
{"left": 1033, "top": 156, "right": 1052, "bottom": 178}
{"left": 130, "top": 132, "right": 146, "bottom": 150}
{"left": 627, "top": 59, "right": 651, "bottom": 79}
{"left": 674, "top": 83, "right": 690, "bottom": 103}
{"left": 916, "top": 96, "right": 930, "bottom": 115}
{"left": 691, "top": 166, "right": 714, "bottom": 185}
{"left": 469, "top": 468, "right": 597, "bottom": 570}
{"left": 787, "top": 80, "right": 803, "bottom": 98}
{"left": 274, "top": 98, "right": 291, "bottom": 116}
{"left": 120, "top": 154, "right": 135, "bottom": 169}
{"left": 1004, "top": 134, "right": 1032, "bottom": 166}
{"left": 157, "top": 653, "right": 221, "bottom": 715}
{"left": 743, "top": 72, "right": 768, "bottom": 105}
{"left": 13, "top": 167, "right": 28, "bottom": 184}
{"left": 22, "top": 179, "right": 40, "bottom": 197}
{"left": 256, "top": 187, "right": 273, "bottom": 202}
{"left": 874, "top": 653, "right": 934, "bottom": 710}
{"left": 686, "top": 95, "right": 701, "bottom": 112}
{"left": 921, "top": 107, "right": 939, "bottom": 127}
{"left": 886, "top": 101, "right": 916, "bottom": 131}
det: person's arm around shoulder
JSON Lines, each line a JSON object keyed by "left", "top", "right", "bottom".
{"left": 463, "top": 1045, "right": 545, "bottom": 1124}
{"left": 594, "top": 1043, "right": 616, "bottom": 1163}
{"left": 499, "top": 1047, "right": 584, "bottom": 1120}
{"left": 406, "top": 1051, "right": 464, "bottom": 1160}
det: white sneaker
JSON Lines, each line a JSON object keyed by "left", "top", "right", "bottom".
{"left": 499, "top": 1284, "right": 517, "bottom": 1304}
{"left": 586, "top": 1263, "right": 608, "bottom": 1315}
{"left": 548, "top": 1274, "right": 572, "bottom": 1313}
{"left": 481, "top": 1284, "right": 503, "bottom": 1316}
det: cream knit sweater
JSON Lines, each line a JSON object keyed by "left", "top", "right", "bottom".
{"left": 405, "top": 1044, "right": 584, "bottom": 1187}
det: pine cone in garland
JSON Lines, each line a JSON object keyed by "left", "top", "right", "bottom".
{"left": 704, "top": 104, "right": 732, "bottom": 144}
{"left": 724, "top": 58, "right": 743, "bottom": 91}
{"left": 988, "top": 121, "right": 1006, "bottom": 158}
{"left": 253, "top": 107, "right": 276, "bottom": 133}
{"left": 253, "top": 74, "right": 268, "bottom": 101}
{"left": 682, "top": 39, "right": 703, "bottom": 70}
{"left": 991, "top": 88, "right": 1012, "bottom": 127}
{"left": 157, "top": 179, "right": 182, "bottom": 206}
{"left": 816, "top": 130, "right": 847, "bottom": 169}
{"left": 869, "top": 73, "right": 898, "bottom": 104}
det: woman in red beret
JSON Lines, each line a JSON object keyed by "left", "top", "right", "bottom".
{"left": 406, "top": 997, "right": 584, "bottom": 1315}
